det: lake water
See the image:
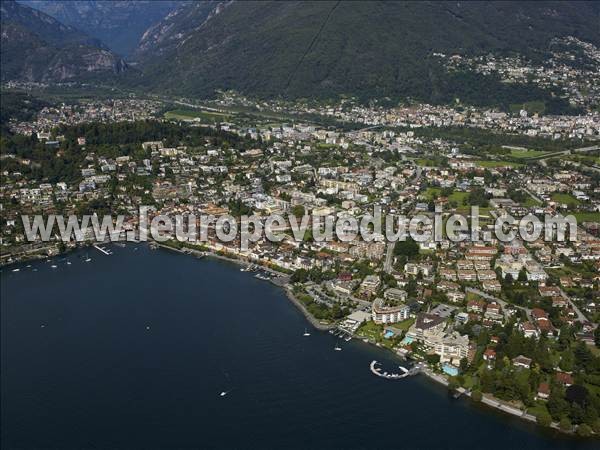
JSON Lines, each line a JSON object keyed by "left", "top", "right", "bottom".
{"left": 1, "top": 244, "right": 594, "bottom": 449}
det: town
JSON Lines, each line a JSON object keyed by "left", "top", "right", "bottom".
{"left": 1, "top": 90, "right": 600, "bottom": 436}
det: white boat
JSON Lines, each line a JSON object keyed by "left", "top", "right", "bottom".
{"left": 334, "top": 342, "right": 342, "bottom": 351}
{"left": 303, "top": 328, "right": 311, "bottom": 337}
{"left": 66, "top": 261, "right": 72, "bottom": 265}
{"left": 85, "top": 257, "right": 91, "bottom": 262}
{"left": 12, "top": 268, "right": 20, "bottom": 272}
{"left": 220, "top": 391, "right": 228, "bottom": 397}
{"left": 51, "top": 265, "right": 58, "bottom": 269}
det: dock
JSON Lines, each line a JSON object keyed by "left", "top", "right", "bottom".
{"left": 93, "top": 244, "right": 110, "bottom": 255}
{"left": 369, "top": 360, "right": 420, "bottom": 380}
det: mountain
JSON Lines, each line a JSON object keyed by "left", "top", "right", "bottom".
{"left": 134, "top": 1, "right": 219, "bottom": 62}
{"left": 19, "top": 1, "right": 187, "bottom": 57}
{"left": 132, "top": 1, "right": 600, "bottom": 107}
{"left": 1, "top": 1, "right": 127, "bottom": 83}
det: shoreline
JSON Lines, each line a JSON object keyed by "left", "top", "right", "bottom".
{"left": 154, "top": 242, "right": 585, "bottom": 434}
{"left": 154, "top": 241, "right": 335, "bottom": 331}
{"left": 2, "top": 241, "right": 590, "bottom": 437}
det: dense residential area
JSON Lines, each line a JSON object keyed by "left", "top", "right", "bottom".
{"left": 4, "top": 0, "right": 600, "bottom": 447}
{"left": 1, "top": 88, "right": 600, "bottom": 435}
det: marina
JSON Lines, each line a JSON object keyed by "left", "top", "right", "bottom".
{"left": 369, "top": 360, "right": 421, "bottom": 380}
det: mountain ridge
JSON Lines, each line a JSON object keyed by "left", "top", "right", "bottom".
{"left": 130, "top": 1, "right": 600, "bottom": 108}
{"left": 19, "top": 1, "right": 188, "bottom": 57}
{"left": 1, "top": 1, "right": 128, "bottom": 83}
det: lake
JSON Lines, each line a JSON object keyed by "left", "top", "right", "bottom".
{"left": 1, "top": 244, "right": 593, "bottom": 449}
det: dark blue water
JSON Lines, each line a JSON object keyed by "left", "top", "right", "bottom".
{"left": 1, "top": 245, "right": 594, "bottom": 449}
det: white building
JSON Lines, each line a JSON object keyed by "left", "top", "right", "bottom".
{"left": 372, "top": 298, "right": 409, "bottom": 324}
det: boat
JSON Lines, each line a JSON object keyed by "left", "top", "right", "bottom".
{"left": 344, "top": 335, "right": 352, "bottom": 342}
{"left": 334, "top": 342, "right": 342, "bottom": 351}
{"left": 12, "top": 268, "right": 20, "bottom": 272}
{"left": 51, "top": 265, "right": 58, "bottom": 269}
{"left": 303, "top": 328, "right": 311, "bottom": 337}
{"left": 220, "top": 391, "right": 229, "bottom": 397}
{"left": 66, "top": 261, "right": 72, "bottom": 265}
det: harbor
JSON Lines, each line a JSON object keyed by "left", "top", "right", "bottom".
{"left": 369, "top": 360, "right": 421, "bottom": 380}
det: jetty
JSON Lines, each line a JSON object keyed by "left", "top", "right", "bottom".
{"left": 93, "top": 244, "right": 110, "bottom": 255}
{"left": 370, "top": 360, "right": 420, "bottom": 380}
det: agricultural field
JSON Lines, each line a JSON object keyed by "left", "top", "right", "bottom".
{"left": 573, "top": 212, "right": 600, "bottom": 223}
{"left": 509, "top": 149, "right": 550, "bottom": 159}
{"left": 164, "top": 108, "right": 231, "bottom": 122}
{"left": 551, "top": 193, "right": 581, "bottom": 207}
{"left": 477, "top": 160, "right": 525, "bottom": 168}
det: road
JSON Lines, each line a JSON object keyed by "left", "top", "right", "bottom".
{"left": 523, "top": 188, "right": 543, "bottom": 205}
{"left": 467, "top": 286, "right": 590, "bottom": 323}
{"left": 465, "top": 287, "right": 532, "bottom": 317}
{"left": 532, "top": 144, "right": 600, "bottom": 161}
{"left": 558, "top": 288, "right": 588, "bottom": 322}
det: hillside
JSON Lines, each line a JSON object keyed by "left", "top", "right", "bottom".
{"left": 1, "top": 1, "right": 127, "bottom": 83}
{"left": 133, "top": 1, "right": 600, "bottom": 109}
{"left": 19, "top": 0, "right": 187, "bottom": 56}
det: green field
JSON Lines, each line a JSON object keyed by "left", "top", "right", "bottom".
{"left": 509, "top": 101, "right": 546, "bottom": 115}
{"left": 509, "top": 149, "right": 550, "bottom": 159}
{"left": 521, "top": 196, "right": 542, "bottom": 207}
{"left": 424, "top": 187, "right": 441, "bottom": 200}
{"left": 164, "top": 108, "right": 231, "bottom": 121}
{"left": 423, "top": 188, "right": 469, "bottom": 205}
{"left": 356, "top": 321, "right": 384, "bottom": 341}
{"left": 449, "top": 191, "right": 469, "bottom": 204}
{"left": 551, "top": 193, "right": 580, "bottom": 207}
{"left": 574, "top": 212, "right": 600, "bottom": 223}
{"left": 387, "top": 318, "right": 415, "bottom": 332}
{"left": 477, "top": 160, "right": 525, "bottom": 168}
{"left": 457, "top": 206, "right": 492, "bottom": 218}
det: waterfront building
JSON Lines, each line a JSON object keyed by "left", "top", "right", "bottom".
{"left": 372, "top": 298, "right": 410, "bottom": 324}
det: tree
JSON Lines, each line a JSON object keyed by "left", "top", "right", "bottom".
{"left": 394, "top": 237, "right": 419, "bottom": 259}
{"left": 576, "top": 424, "right": 592, "bottom": 437}
{"left": 290, "top": 269, "right": 308, "bottom": 283}
{"left": 536, "top": 409, "right": 552, "bottom": 427}
{"left": 559, "top": 349, "right": 575, "bottom": 372}
{"left": 547, "top": 390, "right": 569, "bottom": 421}
{"left": 425, "top": 354, "right": 440, "bottom": 365}
{"left": 291, "top": 205, "right": 305, "bottom": 218}
{"left": 471, "top": 390, "right": 483, "bottom": 402}
{"left": 559, "top": 417, "right": 572, "bottom": 432}
{"left": 467, "top": 187, "right": 489, "bottom": 207}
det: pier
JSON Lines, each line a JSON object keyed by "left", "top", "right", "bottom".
{"left": 369, "top": 360, "right": 420, "bottom": 380}
{"left": 93, "top": 244, "right": 111, "bottom": 255}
